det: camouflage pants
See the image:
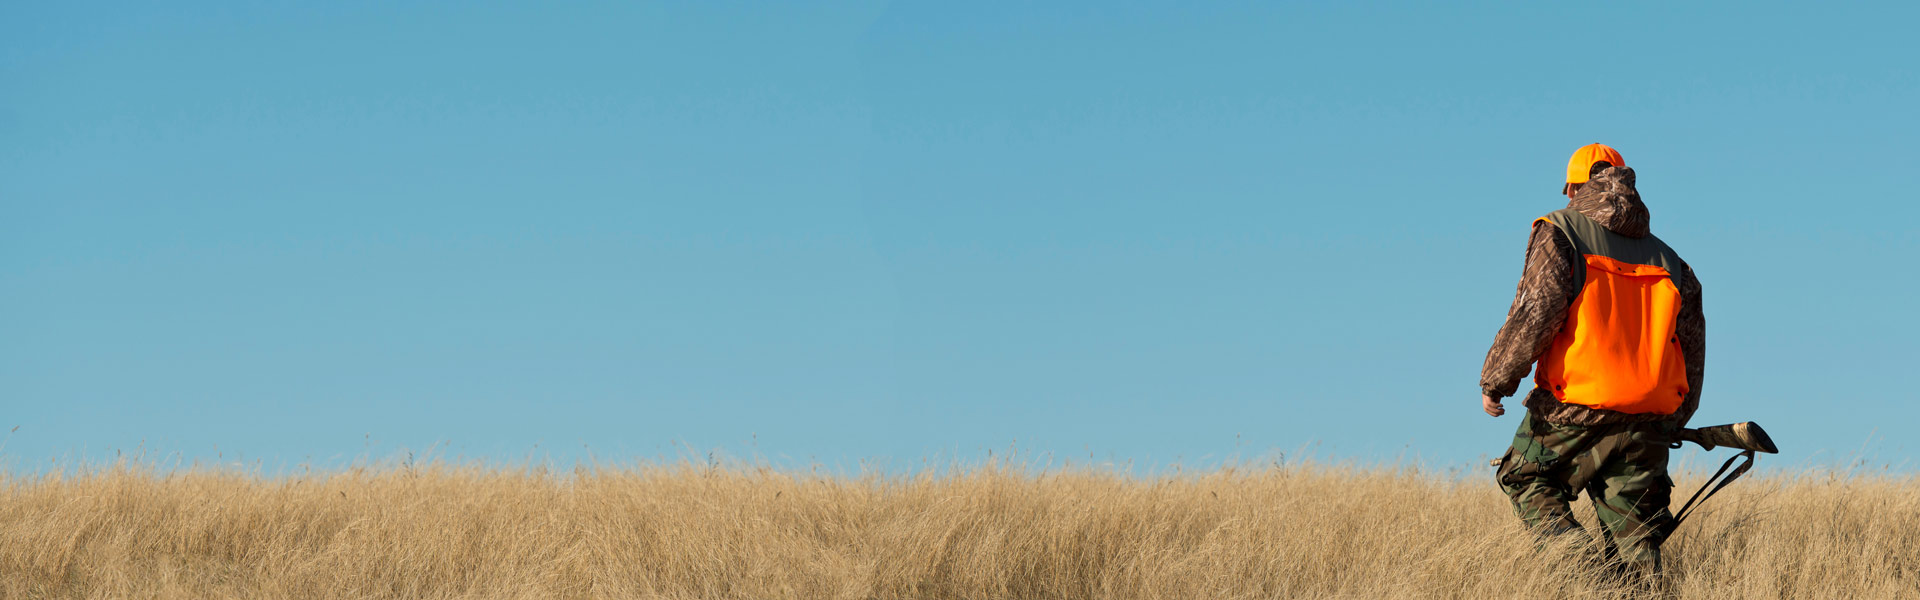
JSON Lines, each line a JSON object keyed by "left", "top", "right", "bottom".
{"left": 1495, "top": 411, "right": 1676, "bottom": 572}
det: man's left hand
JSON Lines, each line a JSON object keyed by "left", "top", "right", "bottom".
{"left": 1482, "top": 394, "right": 1505, "bottom": 417}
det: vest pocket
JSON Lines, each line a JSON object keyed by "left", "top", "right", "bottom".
{"left": 1537, "top": 254, "right": 1689, "bottom": 415}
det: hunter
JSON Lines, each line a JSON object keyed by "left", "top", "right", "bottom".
{"left": 1480, "top": 143, "right": 1705, "bottom": 579}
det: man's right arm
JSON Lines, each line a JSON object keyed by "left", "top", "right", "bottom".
{"left": 1669, "top": 263, "right": 1706, "bottom": 426}
{"left": 1480, "top": 221, "right": 1580, "bottom": 400}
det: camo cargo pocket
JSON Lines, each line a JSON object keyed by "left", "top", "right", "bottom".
{"left": 1512, "top": 413, "right": 1569, "bottom": 469}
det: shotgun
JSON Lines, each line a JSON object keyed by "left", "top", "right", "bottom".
{"left": 1659, "top": 421, "right": 1778, "bottom": 538}
{"left": 1488, "top": 421, "right": 1778, "bottom": 468}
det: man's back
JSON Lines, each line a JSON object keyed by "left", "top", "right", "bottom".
{"left": 1481, "top": 165, "right": 1705, "bottom": 427}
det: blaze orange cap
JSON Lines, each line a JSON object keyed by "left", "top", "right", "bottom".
{"left": 1565, "top": 143, "right": 1625, "bottom": 185}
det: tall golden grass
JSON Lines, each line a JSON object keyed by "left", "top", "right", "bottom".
{"left": 2, "top": 457, "right": 1915, "bottom": 599}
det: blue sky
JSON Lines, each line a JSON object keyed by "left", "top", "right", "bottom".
{"left": 3, "top": 2, "right": 1915, "bottom": 473}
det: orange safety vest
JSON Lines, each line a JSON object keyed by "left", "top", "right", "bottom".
{"left": 1534, "top": 209, "right": 1689, "bottom": 415}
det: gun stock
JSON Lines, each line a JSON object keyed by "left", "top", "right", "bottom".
{"left": 1675, "top": 422, "right": 1779, "bottom": 454}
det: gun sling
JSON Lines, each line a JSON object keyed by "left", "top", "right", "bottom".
{"left": 1661, "top": 449, "right": 1757, "bottom": 538}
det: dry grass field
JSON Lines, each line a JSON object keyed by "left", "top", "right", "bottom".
{"left": 2, "top": 457, "right": 1916, "bottom": 599}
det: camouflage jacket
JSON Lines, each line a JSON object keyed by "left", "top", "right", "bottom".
{"left": 1480, "top": 166, "right": 1705, "bottom": 426}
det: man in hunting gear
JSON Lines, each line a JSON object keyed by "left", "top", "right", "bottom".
{"left": 1480, "top": 143, "right": 1706, "bottom": 579}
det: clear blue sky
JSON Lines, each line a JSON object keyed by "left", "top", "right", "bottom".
{"left": 4, "top": 2, "right": 1914, "bottom": 472}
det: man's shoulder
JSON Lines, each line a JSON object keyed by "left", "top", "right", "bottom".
{"left": 1534, "top": 207, "right": 1583, "bottom": 226}
{"left": 1641, "top": 231, "right": 1687, "bottom": 263}
{"left": 1526, "top": 214, "right": 1574, "bottom": 255}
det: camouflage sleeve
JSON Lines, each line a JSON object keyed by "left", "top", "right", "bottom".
{"left": 1670, "top": 263, "right": 1706, "bottom": 426}
{"left": 1480, "top": 221, "right": 1579, "bottom": 399}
